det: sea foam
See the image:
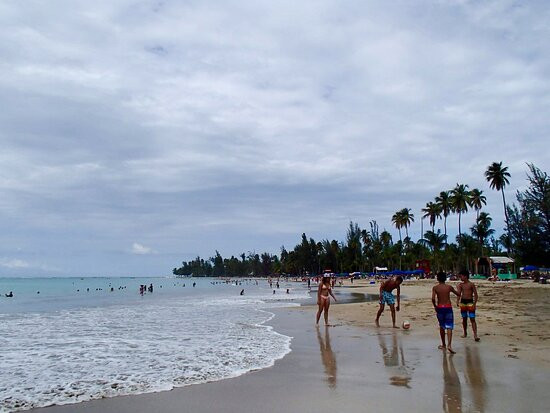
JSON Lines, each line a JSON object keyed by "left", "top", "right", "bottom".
{"left": 0, "top": 285, "right": 307, "bottom": 412}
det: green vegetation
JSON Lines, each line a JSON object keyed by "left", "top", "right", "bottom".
{"left": 173, "top": 163, "right": 549, "bottom": 277}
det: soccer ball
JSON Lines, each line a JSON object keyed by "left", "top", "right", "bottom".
{"left": 402, "top": 321, "right": 411, "bottom": 329}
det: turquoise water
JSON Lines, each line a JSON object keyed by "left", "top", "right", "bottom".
{"left": 0, "top": 276, "right": 248, "bottom": 314}
{"left": 0, "top": 277, "right": 310, "bottom": 412}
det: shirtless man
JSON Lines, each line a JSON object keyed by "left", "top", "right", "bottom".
{"left": 375, "top": 276, "right": 403, "bottom": 328}
{"left": 432, "top": 271, "right": 459, "bottom": 354}
{"left": 456, "top": 270, "right": 480, "bottom": 341}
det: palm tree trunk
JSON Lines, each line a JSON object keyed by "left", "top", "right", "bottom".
{"left": 479, "top": 236, "right": 483, "bottom": 259}
{"left": 398, "top": 229, "right": 402, "bottom": 270}
{"left": 501, "top": 189, "right": 511, "bottom": 256}
{"left": 458, "top": 213, "right": 462, "bottom": 241}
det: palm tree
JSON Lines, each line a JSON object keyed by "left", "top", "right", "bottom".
{"left": 471, "top": 212, "right": 495, "bottom": 256}
{"left": 392, "top": 210, "right": 409, "bottom": 270}
{"left": 451, "top": 183, "right": 471, "bottom": 241}
{"left": 435, "top": 191, "right": 452, "bottom": 241}
{"left": 424, "top": 229, "right": 447, "bottom": 252}
{"left": 422, "top": 201, "right": 442, "bottom": 233}
{"left": 380, "top": 230, "right": 393, "bottom": 248}
{"left": 485, "top": 161, "right": 511, "bottom": 254}
{"left": 399, "top": 208, "right": 415, "bottom": 239}
{"left": 469, "top": 188, "right": 487, "bottom": 220}
{"left": 391, "top": 211, "right": 404, "bottom": 245}
{"left": 458, "top": 234, "right": 480, "bottom": 273}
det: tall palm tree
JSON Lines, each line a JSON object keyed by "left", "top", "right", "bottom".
{"left": 400, "top": 208, "right": 415, "bottom": 239}
{"left": 469, "top": 188, "right": 487, "bottom": 220}
{"left": 391, "top": 211, "right": 403, "bottom": 245}
{"left": 485, "top": 161, "right": 511, "bottom": 254}
{"left": 451, "top": 183, "right": 471, "bottom": 241}
{"left": 422, "top": 201, "right": 442, "bottom": 233}
{"left": 435, "top": 191, "right": 452, "bottom": 241}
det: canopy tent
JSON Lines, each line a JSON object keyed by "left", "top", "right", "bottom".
{"left": 476, "top": 256, "right": 517, "bottom": 279}
{"left": 521, "top": 265, "right": 539, "bottom": 271}
{"left": 490, "top": 256, "right": 515, "bottom": 264}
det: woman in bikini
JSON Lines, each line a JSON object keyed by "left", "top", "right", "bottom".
{"left": 316, "top": 275, "right": 337, "bottom": 325}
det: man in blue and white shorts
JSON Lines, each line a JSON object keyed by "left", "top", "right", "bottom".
{"left": 375, "top": 276, "right": 403, "bottom": 328}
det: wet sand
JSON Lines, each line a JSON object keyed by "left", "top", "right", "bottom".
{"left": 33, "top": 301, "right": 550, "bottom": 413}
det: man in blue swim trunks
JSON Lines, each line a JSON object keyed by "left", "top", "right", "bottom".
{"left": 375, "top": 275, "right": 403, "bottom": 328}
{"left": 432, "top": 271, "right": 459, "bottom": 354}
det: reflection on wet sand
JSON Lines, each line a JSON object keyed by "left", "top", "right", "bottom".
{"left": 377, "top": 332, "right": 410, "bottom": 388}
{"left": 316, "top": 326, "right": 337, "bottom": 389}
{"left": 442, "top": 354, "right": 462, "bottom": 413}
{"left": 465, "top": 346, "right": 486, "bottom": 412}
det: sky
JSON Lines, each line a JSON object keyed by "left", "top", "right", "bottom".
{"left": 0, "top": 0, "right": 549, "bottom": 276}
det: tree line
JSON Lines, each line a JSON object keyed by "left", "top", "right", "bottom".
{"left": 173, "top": 162, "right": 549, "bottom": 277}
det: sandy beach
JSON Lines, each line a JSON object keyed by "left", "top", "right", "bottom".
{"left": 329, "top": 278, "right": 550, "bottom": 367}
{"left": 32, "top": 279, "right": 550, "bottom": 413}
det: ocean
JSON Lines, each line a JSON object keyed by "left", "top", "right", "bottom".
{"left": 0, "top": 277, "right": 310, "bottom": 412}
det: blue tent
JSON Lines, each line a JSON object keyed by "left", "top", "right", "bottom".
{"left": 523, "top": 265, "right": 539, "bottom": 271}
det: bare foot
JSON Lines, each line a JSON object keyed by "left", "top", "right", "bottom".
{"left": 475, "top": 337, "right": 481, "bottom": 342}
{"left": 461, "top": 334, "right": 467, "bottom": 338}
{"left": 393, "top": 325, "right": 400, "bottom": 329}
{"left": 375, "top": 320, "right": 380, "bottom": 327}
{"left": 438, "top": 345, "right": 446, "bottom": 350}
{"left": 448, "top": 347, "right": 456, "bottom": 354}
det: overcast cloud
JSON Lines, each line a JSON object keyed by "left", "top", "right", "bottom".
{"left": 1, "top": 0, "right": 549, "bottom": 276}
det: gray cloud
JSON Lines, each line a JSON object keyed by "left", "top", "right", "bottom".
{"left": 0, "top": 0, "right": 549, "bottom": 275}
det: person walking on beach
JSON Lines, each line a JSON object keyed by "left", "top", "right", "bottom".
{"left": 375, "top": 276, "right": 403, "bottom": 328}
{"left": 432, "top": 272, "right": 459, "bottom": 354}
{"left": 456, "top": 270, "right": 480, "bottom": 341}
{"left": 316, "top": 273, "right": 337, "bottom": 326}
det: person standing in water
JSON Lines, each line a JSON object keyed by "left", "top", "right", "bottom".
{"left": 316, "top": 273, "right": 337, "bottom": 326}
